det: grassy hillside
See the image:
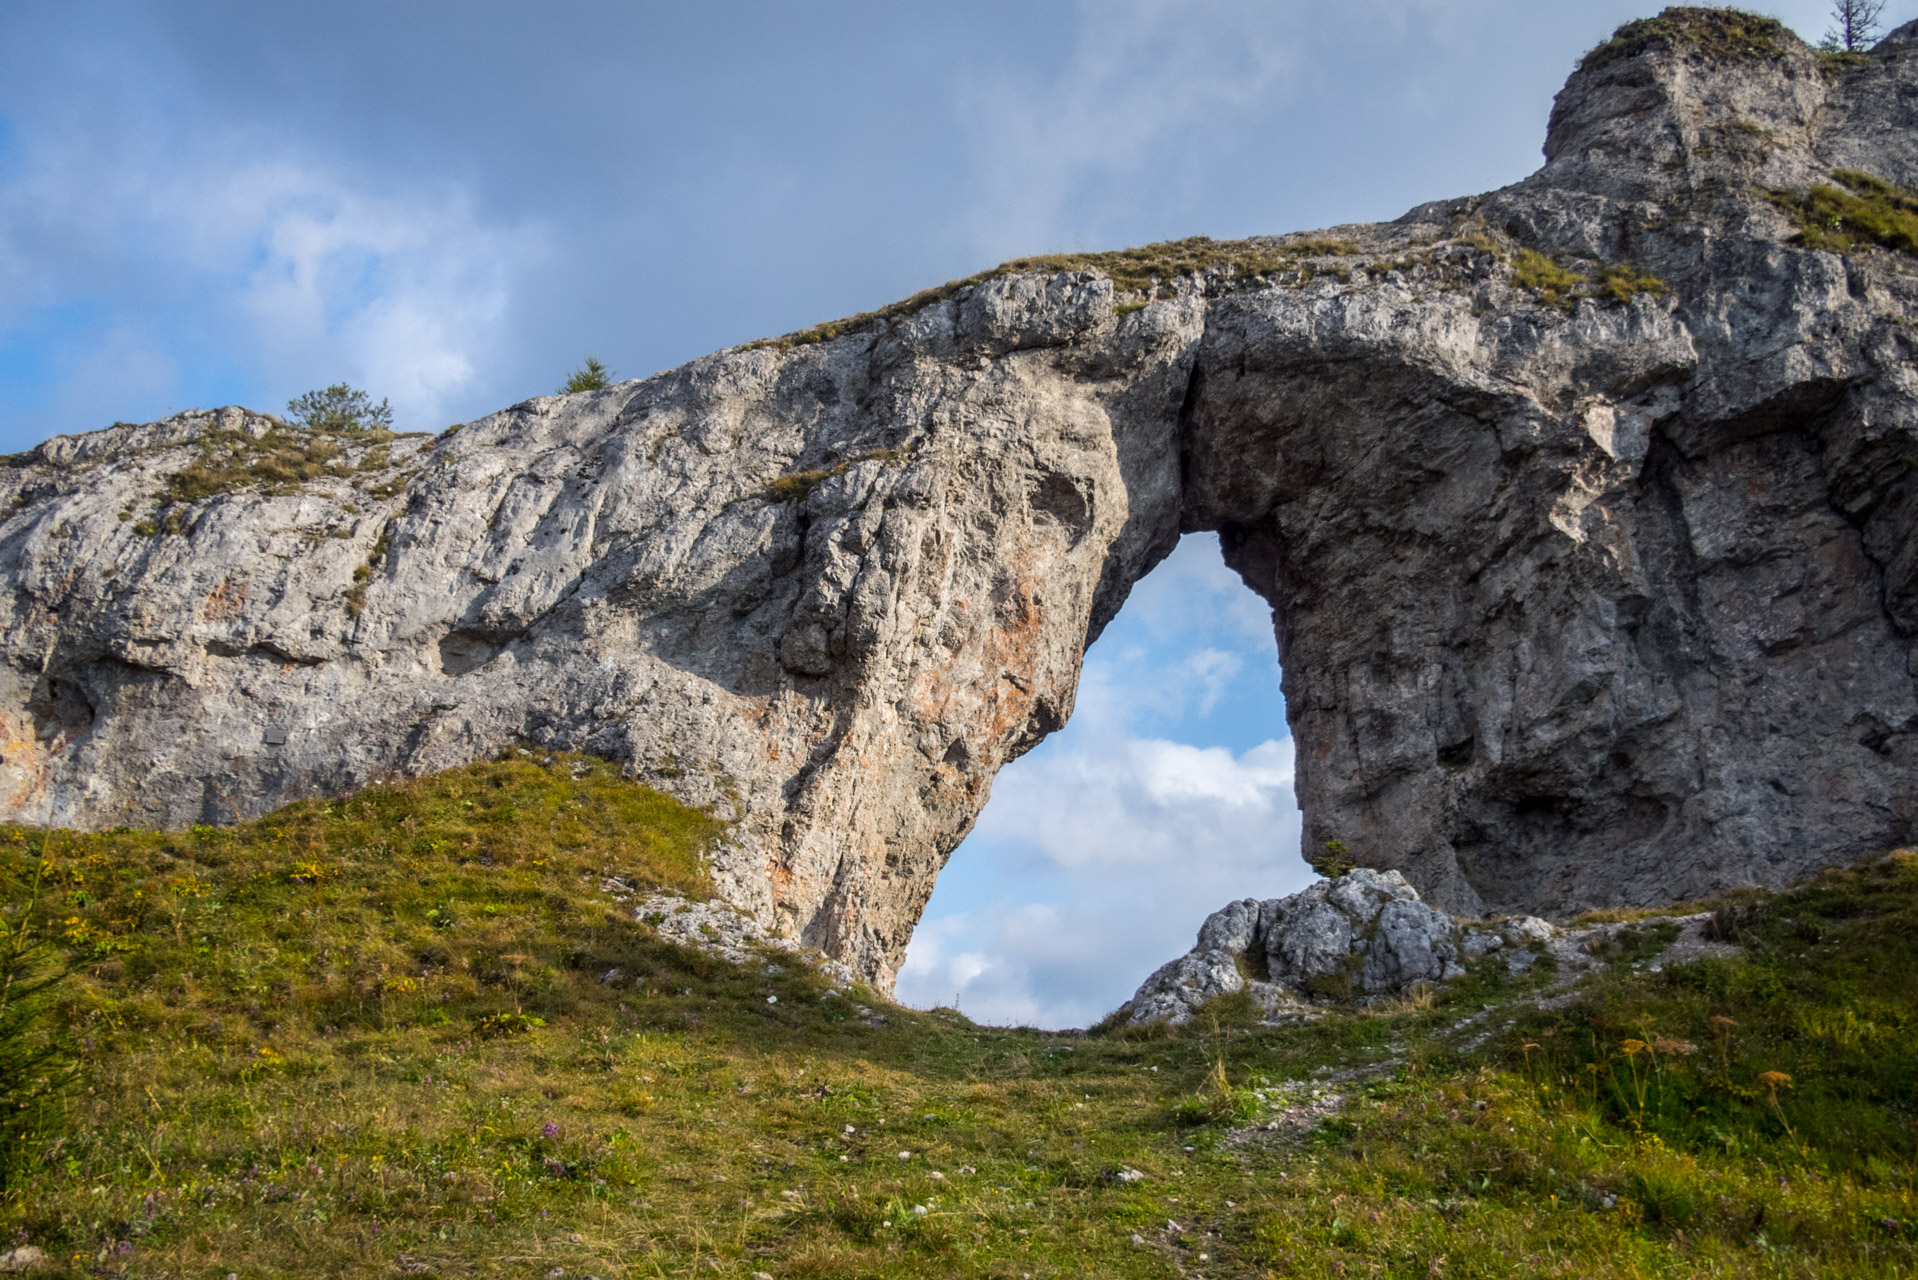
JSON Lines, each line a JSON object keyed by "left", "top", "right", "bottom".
{"left": 2, "top": 754, "right": 1915, "bottom": 1277}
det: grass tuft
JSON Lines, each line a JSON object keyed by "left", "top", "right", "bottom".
{"left": 1769, "top": 169, "right": 1918, "bottom": 256}
{"left": 763, "top": 445, "right": 915, "bottom": 504}
{"left": 162, "top": 429, "right": 357, "bottom": 504}
{"left": 1594, "top": 262, "right": 1672, "bottom": 303}
{"left": 1511, "top": 249, "right": 1586, "bottom": 308}
{"left": 764, "top": 470, "right": 831, "bottom": 504}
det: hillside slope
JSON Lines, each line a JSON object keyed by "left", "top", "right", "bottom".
{"left": 3, "top": 752, "right": 1915, "bottom": 1277}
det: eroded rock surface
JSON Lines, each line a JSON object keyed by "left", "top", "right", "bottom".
{"left": 4, "top": 13, "right": 1917, "bottom": 988}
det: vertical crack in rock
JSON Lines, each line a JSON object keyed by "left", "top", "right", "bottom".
{"left": 4, "top": 15, "right": 1918, "bottom": 988}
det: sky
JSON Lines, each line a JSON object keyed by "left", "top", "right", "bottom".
{"left": 3, "top": 0, "right": 1908, "bottom": 1027}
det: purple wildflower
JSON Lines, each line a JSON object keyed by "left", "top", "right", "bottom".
{"left": 541, "top": 1120, "right": 560, "bottom": 1139}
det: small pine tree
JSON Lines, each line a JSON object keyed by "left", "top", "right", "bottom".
{"left": 285, "top": 384, "right": 394, "bottom": 433}
{"left": 560, "top": 357, "right": 613, "bottom": 395}
{"left": 1821, "top": 0, "right": 1886, "bottom": 51}
{"left": 1307, "top": 838, "right": 1357, "bottom": 878}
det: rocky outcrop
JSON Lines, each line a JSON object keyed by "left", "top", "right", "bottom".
{"left": 1122, "top": 868, "right": 1555, "bottom": 1025}
{"left": 4, "top": 11, "right": 1917, "bottom": 988}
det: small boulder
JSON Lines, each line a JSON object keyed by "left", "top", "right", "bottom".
{"left": 1124, "top": 868, "right": 1491, "bottom": 1025}
{"left": 1503, "top": 915, "right": 1555, "bottom": 944}
{"left": 1261, "top": 869, "right": 1465, "bottom": 997}
{"left": 1196, "top": 898, "right": 1263, "bottom": 953}
{"left": 1461, "top": 930, "right": 1504, "bottom": 957}
{"left": 1124, "top": 948, "right": 1246, "bottom": 1025}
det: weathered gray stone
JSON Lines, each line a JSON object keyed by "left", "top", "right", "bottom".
{"left": 1195, "top": 898, "right": 1264, "bottom": 953}
{"left": 1267, "top": 869, "right": 1465, "bottom": 995}
{"left": 1124, "top": 949, "right": 1250, "bottom": 1026}
{"left": 3, "top": 15, "right": 1917, "bottom": 989}
{"left": 1461, "top": 930, "right": 1505, "bottom": 959}
{"left": 1503, "top": 916, "right": 1556, "bottom": 945}
{"left": 1125, "top": 868, "right": 1484, "bottom": 1024}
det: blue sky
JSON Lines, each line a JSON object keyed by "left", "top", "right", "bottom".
{"left": 4, "top": 0, "right": 1907, "bottom": 1026}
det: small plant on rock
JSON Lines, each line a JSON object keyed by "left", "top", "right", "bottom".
{"left": 560, "top": 357, "right": 614, "bottom": 395}
{"left": 1595, "top": 263, "right": 1671, "bottom": 304}
{"left": 1769, "top": 169, "right": 1918, "bottom": 255}
{"left": 286, "top": 384, "right": 394, "bottom": 434}
{"left": 1307, "top": 838, "right": 1357, "bottom": 878}
{"left": 1511, "top": 249, "right": 1583, "bottom": 308}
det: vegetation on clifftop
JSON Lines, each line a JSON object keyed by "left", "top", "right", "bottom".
{"left": 1580, "top": 8, "right": 1796, "bottom": 72}
{"left": 121, "top": 393, "right": 426, "bottom": 534}
{"left": 560, "top": 358, "right": 615, "bottom": 395}
{"left": 2, "top": 750, "right": 1915, "bottom": 1277}
{"left": 752, "top": 235, "right": 1364, "bottom": 351}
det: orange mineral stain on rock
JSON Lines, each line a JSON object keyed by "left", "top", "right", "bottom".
{"left": 0, "top": 710, "right": 54, "bottom": 814}
{"left": 201, "top": 577, "right": 248, "bottom": 622}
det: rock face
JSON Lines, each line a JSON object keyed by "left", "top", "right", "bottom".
{"left": 3, "top": 12, "right": 1917, "bottom": 989}
{"left": 1122, "top": 868, "right": 1552, "bottom": 1025}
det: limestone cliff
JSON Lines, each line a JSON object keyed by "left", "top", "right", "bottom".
{"left": 4, "top": 10, "right": 1916, "bottom": 989}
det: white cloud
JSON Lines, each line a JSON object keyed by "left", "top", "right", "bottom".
{"left": 0, "top": 95, "right": 540, "bottom": 433}
{"left": 225, "top": 164, "right": 533, "bottom": 425}
{"left": 1120, "top": 534, "right": 1275, "bottom": 647}
{"left": 898, "top": 733, "right": 1310, "bottom": 1028}
{"left": 975, "top": 734, "right": 1297, "bottom": 872}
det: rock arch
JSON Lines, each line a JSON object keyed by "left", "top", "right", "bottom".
{"left": 3, "top": 14, "right": 1917, "bottom": 988}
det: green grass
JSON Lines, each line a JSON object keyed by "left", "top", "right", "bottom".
{"left": 1511, "top": 250, "right": 1585, "bottom": 309}
{"left": 96, "top": 417, "right": 427, "bottom": 540}
{"left": 1770, "top": 169, "right": 1918, "bottom": 256}
{"left": 763, "top": 470, "right": 832, "bottom": 505}
{"left": 1509, "top": 251, "right": 1669, "bottom": 311}
{"left": 3, "top": 758, "right": 1916, "bottom": 1277}
{"left": 1594, "top": 263, "right": 1672, "bottom": 304}
{"left": 157, "top": 424, "right": 411, "bottom": 507}
{"left": 1580, "top": 8, "right": 1793, "bottom": 72}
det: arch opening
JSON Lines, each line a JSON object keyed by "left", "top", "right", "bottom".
{"left": 894, "top": 531, "right": 1312, "bottom": 1030}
